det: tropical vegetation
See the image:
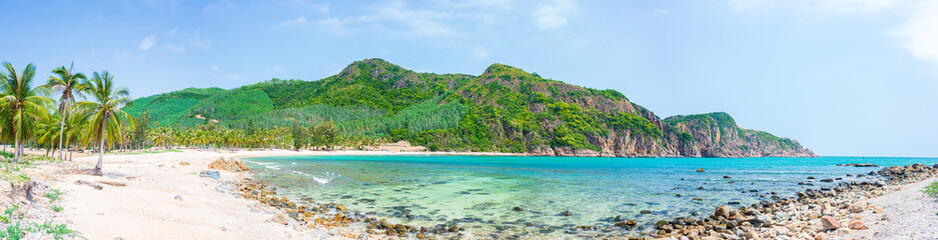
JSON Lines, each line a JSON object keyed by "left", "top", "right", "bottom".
{"left": 1, "top": 58, "right": 807, "bottom": 163}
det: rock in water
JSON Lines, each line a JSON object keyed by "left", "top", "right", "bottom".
{"left": 820, "top": 216, "right": 841, "bottom": 231}
{"left": 715, "top": 205, "right": 733, "bottom": 218}
{"left": 208, "top": 157, "right": 251, "bottom": 172}
{"left": 848, "top": 221, "right": 868, "bottom": 230}
{"left": 696, "top": 168, "right": 705, "bottom": 172}
{"left": 200, "top": 170, "right": 221, "bottom": 180}
{"left": 512, "top": 207, "right": 523, "bottom": 212}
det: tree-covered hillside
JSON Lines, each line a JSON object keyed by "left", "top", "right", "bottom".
{"left": 123, "top": 58, "right": 815, "bottom": 157}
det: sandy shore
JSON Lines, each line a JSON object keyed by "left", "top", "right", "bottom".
{"left": 845, "top": 176, "right": 938, "bottom": 239}
{"left": 6, "top": 149, "right": 937, "bottom": 239}
{"left": 31, "top": 149, "right": 379, "bottom": 240}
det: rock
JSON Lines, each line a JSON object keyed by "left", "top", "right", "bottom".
{"left": 820, "top": 179, "right": 834, "bottom": 183}
{"left": 613, "top": 215, "right": 623, "bottom": 221}
{"left": 873, "top": 207, "right": 883, "bottom": 214}
{"left": 807, "top": 176, "right": 816, "bottom": 180}
{"left": 748, "top": 214, "right": 774, "bottom": 227}
{"left": 848, "top": 221, "right": 867, "bottom": 230}
{"left": 640, "top": 210, "right": 652, "bottom": 214}
{"left": 179, "top": 161, "right": 191, "bottom": 166}
{"left": 743, "top": 229, "right": 760, "bottom": 240}
{"left": 174, "top": 195, "right": 183, "bottom": 201}
{"left": 724, "top": 176, "right": 732, "bottom": 179}
{"left": 820, "top": 216, "right": 840, "bottom": 231}
{"left": 559, "top": 211, "right": 571, "bottom": 216}
{"left": 208, "top": 157, "right": 251, "bottom": 172}
{"left": 837, "top": 163, "right": 879, "bottom": 167}
{"left": 849, "top": 202, "right": 866, "bottom": 213}
{"left": 697, "top": 168, "right": 705, "bottom": 172}
{"left": 272, "top": 213, "right": 289, "bottom": 225}
{"left": 815, "top": 233, "right": 828, "bottom": 240}
{"left": 337, "top": 205, "right": 346, "bottom": 211}
{"left": 512, "top": 206, "right": 523, "bottom": 212}
{"left": 715, "top": 205, "right": 733, "bottom": 218}
{"left": 199, "top": 170, "right": 220, "bottom": 180}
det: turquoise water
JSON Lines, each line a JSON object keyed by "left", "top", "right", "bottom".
{"left": 243, "top": 155, "right": 936, "bottom": 238}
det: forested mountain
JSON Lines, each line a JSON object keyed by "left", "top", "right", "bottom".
{"left": 123, "top": 58, "right": 815, "bottom": 157}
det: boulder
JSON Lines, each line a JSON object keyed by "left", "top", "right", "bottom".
{"left": 715, "top": 205, "right": 733, "bottom": 218}
{"left": 697, "top": 168, "right": 705, "bottom": 172}
{"left": 820, "top": 216, "right": 840, "bottom": 231}
{"left": 208, "top": 157, "right": 251, "bottom": 172}
{"left": 199, "top": 170, "right": 220, "bottom": 180}
{"left": 848, "top": 221, "right": 868, "bottom": 230}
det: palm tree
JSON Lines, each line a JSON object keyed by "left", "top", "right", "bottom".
{"left": 0, "top": 62, "right": 53, "bottom": 162}
{"left": 75, "top": 71, "right": 134, "bottom": 175}
{"left": 47, "top": 63, "right": 88, "bottom": 160}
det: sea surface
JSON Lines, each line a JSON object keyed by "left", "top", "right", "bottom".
{"left": 242, "top": 155, "right": 937, "bottom": 238}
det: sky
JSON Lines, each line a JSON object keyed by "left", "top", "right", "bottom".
{"left": 1, "top": 0, "right": 937, "bottom": 157}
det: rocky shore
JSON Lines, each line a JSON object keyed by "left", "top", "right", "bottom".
{"left": 227, "top": 158, "right": 938, "bottom": 240}
{"left": 643, "top": 163, "right": 937, "bottom": 240}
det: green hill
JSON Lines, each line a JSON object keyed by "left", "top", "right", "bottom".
{"left": 123, "top": 58, "right": 815, "bottom": 157}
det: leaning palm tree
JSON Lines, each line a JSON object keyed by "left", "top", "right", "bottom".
{"left": 75, "top": 71, "right": 134, "bottom": 175}
{"left": 47, "top": 63, "right": 88, "bottom": 160}
{"left": 0, "top": 62, "right": 53, "bottom": 162}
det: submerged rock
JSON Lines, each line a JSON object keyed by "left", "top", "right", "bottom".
{"left": 199, "top": 170, "right": 220, "bottom": 180}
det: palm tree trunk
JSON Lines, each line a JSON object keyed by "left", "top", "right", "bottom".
{"left": 65, "top": 134, "right": 72, "bottom": 161}
{"left": 94, "top": 116, "right": 108, "bottom": 175}
{"left": 58, "top": 106, "right": 67, "bottom": 161}
{"left": 13, "top": 139, "right": 20, "bottom": 163}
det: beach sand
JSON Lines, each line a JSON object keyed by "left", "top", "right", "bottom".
{"left": 845, "top": 176, "right": 938, "bottom": 240}
{"left": 32, "top": 149, "right": 363, "bottom": 240}
{"left": 10, "top": 149, "right": 937, "bottom": 239}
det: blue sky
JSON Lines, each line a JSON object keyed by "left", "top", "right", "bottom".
{"left": 2, "top": 0, "right": 938, "bottom": 157}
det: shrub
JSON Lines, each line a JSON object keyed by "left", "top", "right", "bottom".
{"left": 923, "top": 181, "right": 938, "bottom": 197}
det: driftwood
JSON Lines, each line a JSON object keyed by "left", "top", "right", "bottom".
{"left": 96, "top": 181, "right": 126, "bottom": 187}
{"left": 74, "top": 180, "right": 103, "bottom": 190}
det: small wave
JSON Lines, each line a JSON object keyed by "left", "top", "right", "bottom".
{"left": 265, "top": 165, "right": 281, "bottom": 170}
{"left": 313, "top": 177, "right": 332, "bottom": 184}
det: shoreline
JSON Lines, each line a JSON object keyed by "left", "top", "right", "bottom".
{"left": 3, "top": 149, "right": 934, "bottom": 239}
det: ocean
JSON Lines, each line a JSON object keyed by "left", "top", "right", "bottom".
{"left": 242, "top": 155, "right": 936, "bottom": 238}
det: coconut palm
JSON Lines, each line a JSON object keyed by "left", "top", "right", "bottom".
{"left": 47, "top": 63, "right": 88, "bottom": 160}
{"left": 75, "top": 71, "right": 134, "bottom": 175}
{"left": 0, "top": 62, "right": 53, "bottom": 162}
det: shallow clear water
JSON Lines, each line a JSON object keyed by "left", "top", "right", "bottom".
{"left": 243, "top": 155, "right": 937, "bottom": 238}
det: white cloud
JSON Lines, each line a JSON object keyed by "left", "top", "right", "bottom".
{"left": 891, "top": 0, "right": 938, "bottom": 69}
{"left": 113, "top": 48, "right": 132, "bottom": 60}
{"left": 532, "top": 0, "right": 578, "bottom": 29}
{"left": 165, "top": 44, "right": 186, "bottom": 52}
{"left": 204, "top": 1, "right": 232, "bottom": 11}
{"left": 473, "top": 46, "right": 490, "bottom": 59}
{"left": 168, "top": 27, "right": 178, "bottom": 36}
{"left": 285, "top": 0, "right": 330, "bottom": 13}
{"left": 727, "top": 0, "right": 904, "bottom": 13}
{"left": 315, "top": 18, "right": 348, "bottom": 35}
{"left": 190, "top": 31, "right": 212, "bottom": 50}
{"left": 362, "top": 1, "right": 459, "bottom": 37}
{"left": 138, "top": 34, "right": 157, "bottom": 51}
{"left": 279, "top": 16, "right": 310, "bottom": 27}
